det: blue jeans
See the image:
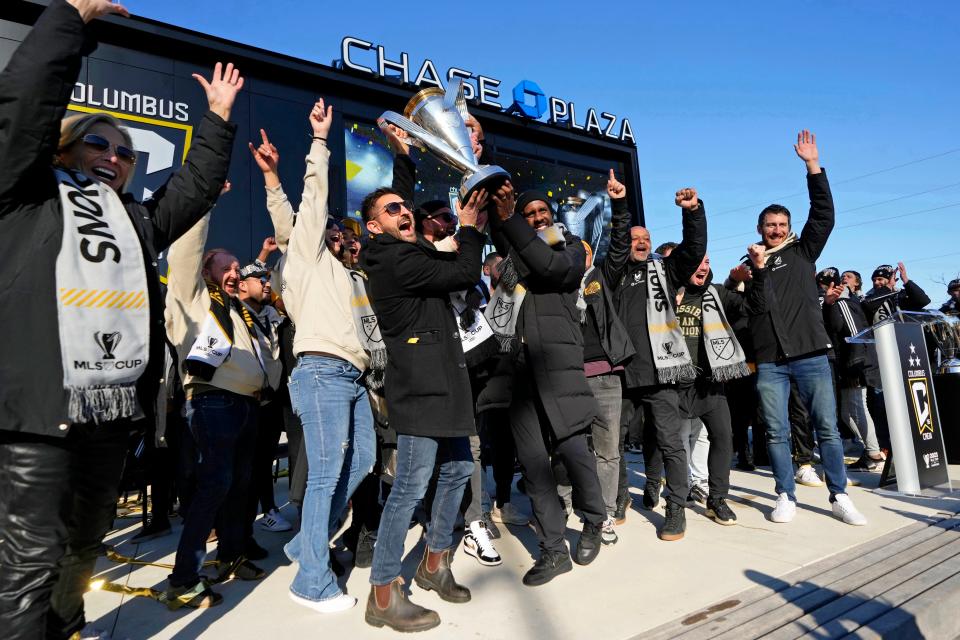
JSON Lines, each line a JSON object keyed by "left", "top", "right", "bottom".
{"left": 170, "top": 391, "right": 257, "bottom": 587}
{"left": 370, "top": 435, "right": 473, "bottom": 586}
{"left": 285, "top": 355, "right": 375, "bottom": 602}
{"left": 756, "top": 354, "right": 847, "bottom": 501}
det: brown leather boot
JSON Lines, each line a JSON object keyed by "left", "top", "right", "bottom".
{"left": 414, "top": 548, "right": 471, "bottom": 603}
{"left": 365, "top": 577, "right": 440, "bottom": 632}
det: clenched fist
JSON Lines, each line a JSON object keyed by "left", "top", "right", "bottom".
{"left": 675, "top": 188, "right": 699, "bottom": 211}
{"left": 747, "top": 243, "right": 766, "bottom": 269}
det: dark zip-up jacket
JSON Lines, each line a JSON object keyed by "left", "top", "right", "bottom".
{"left": 862, "top": 281, "right": 931, "bottom": 325}
{"left": 0, "top": 0, "right": 235, "bottom": 437}
{"left": 820, "top": 291, "right": 881, "bottom": 388}
{"left": 582, "top": 197, "right": 635, "bottom": 368}
{"left": 605, "top": 202, "right": 708, "bottom": 388}
{"left": 748, "top": 171, "right": 835, "bottom": 363}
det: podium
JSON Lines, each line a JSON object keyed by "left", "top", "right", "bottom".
{"left": 848, "top": 311, "right": 953, "bottom": 495}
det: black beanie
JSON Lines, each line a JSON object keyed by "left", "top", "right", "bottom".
{"left": 514, "top": 190, "right": 552, "bottom": 216}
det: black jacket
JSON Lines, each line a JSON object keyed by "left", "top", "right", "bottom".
{"left": 0, "top": 0, "right": 235, "bottom": 437}
{"left": 605, "top": 202, "right": 708, "bottom": 388}
{"left": 863, "top": 281, "right": 931, "bottom": 325}
{"left": 748, "top": 171, "right": 835, "bottom": 363}
{"left": 820, "top": 291, "right": 880, "bottom": 388}
{"left": 361, "top": 227, "right": 485, "bottom": 438}
{"left": 582, "top": 197, "right": 635, "bottom": 368}
{"left": 478, "top": 214, "right": 599, "bottom": 439}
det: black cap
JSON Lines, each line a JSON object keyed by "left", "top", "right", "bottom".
{"left": 816, "top": 266, "right": 841, "bottom": 287}
{"left": 872, "top": 264, "right": 895, "bottom": 280}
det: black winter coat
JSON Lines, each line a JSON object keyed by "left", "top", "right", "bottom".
{"left": 361, "top": 227, "right": 485, "bottom": 438}
{"left": 863, "top": 280, "right": 931, "bottom": 326}
{"left": 748, "top": 171, "right": 835, "bottom": 363}
{"left": 478, "top": 214, "right": 599, "bottom": 439}
{"left": 583, "top": 197, "right": 635, "bottom": 367}
{"left": 0, "top": 0, "right": 235, "bottom": 438}
{"left": 605, "top": 202, "right": 708, "bottom": 388}
{"left": 820, "top": 292, "right": 881, "bottom": 388}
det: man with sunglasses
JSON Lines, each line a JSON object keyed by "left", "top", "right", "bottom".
{"left": 360, "top": 185, "right": 486, "bottom": 632}
{"left": 416, "top": 200, "right": 458, "bottom": 247}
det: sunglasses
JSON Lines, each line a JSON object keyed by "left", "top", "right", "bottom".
{"left": 380, "top": 200, "right": 414, "bottom": 217}
{"left": 82, "top": 134, "right": 137, "bottom": 165}
{"left": 424, "top": 210, "right": 455, "bottom": 223}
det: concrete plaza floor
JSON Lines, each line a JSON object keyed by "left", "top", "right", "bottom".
{"left": 85, "top": 455, "right": 960, "bottom": 639}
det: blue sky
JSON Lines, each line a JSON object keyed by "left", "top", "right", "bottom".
{"left": 131, "top": 0, "right": 960, "bottom": 302}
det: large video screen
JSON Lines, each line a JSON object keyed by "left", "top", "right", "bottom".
{"left": 343, "top": 120, "right": 625, "bottom": 260}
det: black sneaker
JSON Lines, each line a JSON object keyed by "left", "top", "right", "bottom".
{"left": 573, "top": 522, "right": 602, "bottom": 566}
{"left": 706, "top": 496, "right": 737, "bottom": 526}
{"left": 847, "top": 454, "right": 882, "bottom": 472}
{"left": 244, "top": 538, "right": 268, "bottom": 561}
{"left": 522, "top": 549, "right": 573, "bottom": 587}
{"left": 642, "top": 481, "right": 661, "bottom": 510}
{"left": 658, "top": 502, "right": 686, "bottom": 541}
{"left": 687, "top": 484, "right": 707, "bottom": 505}
{"left": 211, "top": 557, "right": 266, "bottom": 583}
{"left": 162, "top": 579, "right": 222, "bottom": 611}
{"left": 354, "top": 527, "right": 376, "bottom": 569}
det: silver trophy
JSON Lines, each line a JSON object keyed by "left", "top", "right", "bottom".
{"left": 379, "top": 79, "right": 510, "bottom": 200}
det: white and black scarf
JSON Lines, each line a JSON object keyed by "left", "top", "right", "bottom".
{"left": 647, "top": 258, "right": 697, "bottom": 384}
{"left": 186, "top": 282, "right": 266, "bottom": 383}
{"left": 699, "top": 285, "right": 750, "bottom": 382}
{"left": 348, "top": 269, "right": 388, "bottom": 391}
{"left": 55, "top": 169, "right": 149, "bottom": 424}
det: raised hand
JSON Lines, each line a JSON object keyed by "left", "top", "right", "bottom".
{"left": 675, "top": 187, "right": 699, "bottom": 211}
{"left": 310, "top": 99, "right": 333, "bottom": 140}
{"left": 823, "top": 283, "right": 844, "bottom": 305}
{"left": 492, "top": 180, "right": 516, "bottom": 221}
{"left": 897, "top": 261, "right": 910, "bottom": 284}
{"left": 248, "top": 129, "right": 279, "bottom": 174}
{"left": 729, "top": 264, "right": 753, "bottom": 283}
{"left": 607, "top": 169, "right": 626, "bottom": 200}
{"left": 262, "top": 236, "right": 278, "bottom": 253}
{"left": 747, "top": 243, "right": 766, "bottom": 270}
{"left": 793, "top": 129, "right": 821, "bottom": 174}
{"left": 470, "top": 130, "right": 483, "bottom": 162}
{"left": 193, "top": 62, "right": 244, "bottom": 122}
{"left": 457, "top": 188, "right": 488, "bottom": 228}
{"left": 465, "top": 115, "right": 484, "bottom": 161}
{"left": 378, "top": 121, "right": 410, "bottom": 156}
{"left": 67, "top": 0, "right": 129, "bottom": 22}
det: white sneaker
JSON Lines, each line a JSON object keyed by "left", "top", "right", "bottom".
{"left": 795, "top": 465, "right": 824, "bottom": 487}
{"left": 259, "top": 508, "right": 293, "bottom": 532}
{"left": 462, "top": 520, "right": 502, "bottom": 566}
{"left": 289, "top": 590, "right": 356, "bottom": 614}
{"left": 770, "top": 493, "right": 796, "bottom": 523}
{"left": 832, "top": 493, "right": 867, "bottom": 526}
{"left": 600, "top": 517, "right": 618, "bottom": 545}
{"left": 491, "top": 502, "right": 530, "bottom": 526}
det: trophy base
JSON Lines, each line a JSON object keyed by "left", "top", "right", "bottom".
{"left": 460, "top": 165, "right": 511, "bottom": 201}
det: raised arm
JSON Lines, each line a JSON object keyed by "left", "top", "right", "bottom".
{"left": 251, "top": 128, "right": 294, "bottom": 253}
{"left": 380, "top": 123, "right": 417, "bottom": 203}
{"left": 896, "top": 262, "right": 931, "bottom": 311}
{"left": 600, "top": 168, "right": 632, "bottom": 285}
{"left": 665, "top": 187, "right": 707, "bottom": 289}
{"left": 143, "top": 62, "right": 242, "bottom": 251}
{"left": 287, "top": 100, "right": 333, "bottom": 262}
{"left": 793, "top": 130, "right": 835, "bottom": 262}
{"left": 0, "top": 0, "right": 127, "bottom": 206}
{"left": 165, "top": 210, "right": 210, "bottom": 305}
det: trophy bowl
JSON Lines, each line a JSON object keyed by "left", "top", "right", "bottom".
{"left": 380, "top": 80, "right": 510, "bottom": 201}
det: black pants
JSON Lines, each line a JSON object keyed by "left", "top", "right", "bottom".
{"left": 625, "top": 385, "right": 689, "bottom": 508}
{"left": 726, "top": 374, "right": 757, "bottom": 464}
{"left": 866, "top": 386, "right": 892, "bottom": 451}
{"left": 483, "top": 408, "right": 517, "bottom": 507}
{"left": 789, "top": 381, "right": 816, "bottom": 465}
{"left": 617, "top": 394, "right": 647, "bottom": 503}
{"left": 0, "top": 422, "right": 130, "bottom": 640}
{"left": 679, "top": 381, "right": 733, "bottom": 498}
{"left": 245, "top": 400, "right": 284, "bottom": 540}
{"left": 509, "top": 372, "right": 604, "bottom": 553}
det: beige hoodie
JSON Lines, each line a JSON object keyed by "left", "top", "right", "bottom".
{"left": 165, "top": 214, "right": 266, "bottom": 398}
{"left": 265, "top": 140, "right": 369, "bottom": 371}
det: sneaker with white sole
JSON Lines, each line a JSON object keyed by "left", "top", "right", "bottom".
{"left": 462, "top": 521, "right": 502, "bottom": 566}
{"left": 770, "top": 493, "right": 796, "bottom": 523}
{"left": 289, "top": 590, "right": 357, "bottom": 614}
{"left": 795, "top": 465, "right": 824, "bottom": 487}
{"left": 600, "top": 517, "right": 618, "bottom": 545}
{"left": 258, "top": 508, "right": 293, "bottom": 533}
{"left": 831, "top": 493, "right": 867, "bottom": 526}
{"left": 490, "top": 502, "right": 529, "bottom": 526}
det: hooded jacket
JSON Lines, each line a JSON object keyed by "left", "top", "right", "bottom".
{"left": 0, "top": 0, "right": 234, "bottom": 437}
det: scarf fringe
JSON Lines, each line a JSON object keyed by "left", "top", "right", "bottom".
{"left": 656, "top": 363, "right": 698, "bottom": 385}
{"left": 710, "top": 361, "right": 751, "bottom": 383}
{"left": 67, "top": 385, "right": 139, "bottom": 424}
{"left": 365, "top": 348, "right": 389, "bottom": 391}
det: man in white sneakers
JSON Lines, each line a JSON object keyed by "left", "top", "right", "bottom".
{"left": 746, "top": 131, "right": 866, "bottom": 527}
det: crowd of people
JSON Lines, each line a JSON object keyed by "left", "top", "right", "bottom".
{"left": 0, "top": 1, "right": 956, "bottom": 638}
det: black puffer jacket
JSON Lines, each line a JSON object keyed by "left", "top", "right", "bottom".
{"left": 478, "top": 214, "right": 598, "bottom": 439}
{"left": 361, "top": 227, "right": 485, "bottom": 438}
{"left": 748, "top": 171, "right": 835, "bottom": 363}
{"left": 0, "top": 0, "right": 235, "bottom": 437}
